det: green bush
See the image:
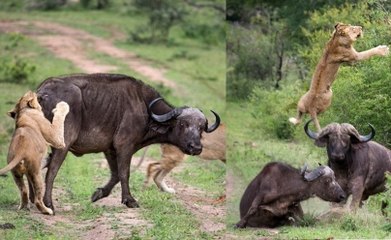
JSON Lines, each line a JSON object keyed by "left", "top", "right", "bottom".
{"left": 0, "top": 33, "right": 36, "bottom": 84}
{"left": 182, "top": 22, "right": 225, "bottom": 45}
{"left": 0, "top": 57, "right": 36, "bottom": 84}
{"left": 248, "top": 84, "right": 302, "bottom": 139}
{"left": 340, "top": 216, "right": 358, "bottom": 231}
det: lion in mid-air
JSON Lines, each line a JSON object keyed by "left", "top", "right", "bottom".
{"left": 0, "top": 91, "right": 69, "bottom": 215}
{"left": 289, "top": 23, "right": 389, "bottom": 131}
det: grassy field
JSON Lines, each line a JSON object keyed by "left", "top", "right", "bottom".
{"left": 226, "top": 101, "right": 391, "bottom": 239}
{"left": 0, "top": 8, "right": 225, "bottom": 240}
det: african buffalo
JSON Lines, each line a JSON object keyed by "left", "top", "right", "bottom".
{"left": 36, "top": 73, "right": 220, "bottom": 211}
{"left": 236, "top": 162, "right": 345, "bottom": 228}
{"left": 305, "top": 120, "right": 391, "bottom": 210}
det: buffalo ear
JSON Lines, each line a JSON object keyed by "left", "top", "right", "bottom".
{"left": 150, "top": 123, "right": 170, "bottom": 134}
{"left": 315, "top": 136, "right": 328, "bottom": 147}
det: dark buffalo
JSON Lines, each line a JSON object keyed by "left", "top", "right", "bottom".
{"left": 305, "top": 120, "right": 391, "bottom": 210}
{"left": 36, "top": 73, "right": 220, "bottom": 211}
{"left": 236, "top": 162, "right": 345, "bottom": 228}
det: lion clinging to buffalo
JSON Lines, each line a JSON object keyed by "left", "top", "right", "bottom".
{"left": 289, "top": 23, "right": 389, "bottom": 131}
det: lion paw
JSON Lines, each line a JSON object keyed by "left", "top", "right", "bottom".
{"left": 53, "top": 101, "right": 70, "bottom": 115}
{"left": 377, "top": 45, "right": 389, "bottom": 56}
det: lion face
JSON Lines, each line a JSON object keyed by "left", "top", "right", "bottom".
{"left": 7, "top": 91, "right": 42, "bottom": 119}
{"left": 334, "top": 23, "right": 363, "bottom": 43}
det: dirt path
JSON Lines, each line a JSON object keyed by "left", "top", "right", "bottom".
{"left": 0, "top": 20, "right": 177, "bottom": 89}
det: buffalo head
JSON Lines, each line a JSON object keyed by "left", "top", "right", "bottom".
{"left": 301, "top": 164, "right": 346, "bottom": 202}
{"left": 304, "top": 120, "right": 375, "bottom": 162}
{"left": 149, "top": 98, "right": 220, "bottom": 155}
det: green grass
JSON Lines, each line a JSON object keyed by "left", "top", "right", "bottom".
{"left": 173, "top": 157, "right": 226, "bottom": 196}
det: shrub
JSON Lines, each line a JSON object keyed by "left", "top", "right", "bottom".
{"left": 340, "top": 216, "right": 358, "bottom": 231}
{"left": 0, "top": 33, "right": 36, "bottom": 84}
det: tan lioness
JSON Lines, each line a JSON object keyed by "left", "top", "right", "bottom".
{"left": 289, "top": 23, "right": 389, "bottom": 131}
{"left": 144, "top": 124, "right": 226, "bottom": 194}
{"left": 0, "top": 91, "right": 69, "bottom": 215}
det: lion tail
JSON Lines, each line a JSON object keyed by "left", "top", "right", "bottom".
{"left": 0, "top": 155, "right": 23, "bottom": 175}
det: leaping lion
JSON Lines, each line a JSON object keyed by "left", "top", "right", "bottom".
{"left": 289, "top": 23, "right": 389, "bottom": 131}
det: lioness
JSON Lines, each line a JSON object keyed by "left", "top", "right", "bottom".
{"left": 289, "top": 23, "right": 389, "bottom": 131}
{"left": 0, "top": 91, "right": 69, "bottom": 215}
{"left": 144, "top": 124, "right": 225, "bottom": 194}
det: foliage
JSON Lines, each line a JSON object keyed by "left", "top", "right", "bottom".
{"left": 248, "top": 84, "right": 302, "bottom": 139}
{"left": 227, "top": 6, "right": 291, "bottom": 99}
{"left": 129, "top": 0, "right": 187, "bottom": 43}
{"left": 0, "top": 0, "right": 25, "bottom": 10}
{"left": 80, "top": 0, "right": 110, "bottom": 9}
{"left": 340, "top": 216, "right": 358, "bottom": 231}
{"left": 27, "top": 0, "right": 67, "bottom": 10}
{"left": 129, "top": 0, "right": 225, "bottom": 45}
{"left": 0, "top": 33, "right": 36, "bottom": 84}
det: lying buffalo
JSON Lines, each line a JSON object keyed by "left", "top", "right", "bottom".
{"left": 305, "top": 120, "right": 391, "bottom": 210}
{"left": 36, "top": 73, "right": 220, "bottom": 211}
{"left": 236, "top": 162, "right": 345, "bottom": 228}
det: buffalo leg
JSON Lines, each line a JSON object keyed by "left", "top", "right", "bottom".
{"left": 91, "top": 149, "right": 119, "bottom": 202}
{"left": 116, "top": 149, "right": 139, "bottom": 208}
{"left": 349, "top": 178, "right": 365, "bottom": 211}
{"left": 43, "top": 149, "right": 68, "bottom": 211}
{"left": 235, "top": 195, "right": 263, "bottom": 228}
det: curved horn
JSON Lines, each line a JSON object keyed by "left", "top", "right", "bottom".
{"left": 148, "top": 97, "right": 181, "bottom": 123}
{"left": 304, "top": 166, "right": 325, "bottom": 182}
{"left": 304, "top": 119, "right": 318, "bottom": 139}
{"left": 300, "top": 163, "right": 308, "bottom": 177}
{"left": 205, "top": 110, "right": 221, "bottom": 133}
{"left": 359, "top": 123, "right": 375, "bottom": 142}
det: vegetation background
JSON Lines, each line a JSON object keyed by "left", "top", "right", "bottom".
{"left": 227, "top": 0, "right": 391, "bottom": 239}
{"left": 0, "top": 0, "right": 226, "bottom": 239}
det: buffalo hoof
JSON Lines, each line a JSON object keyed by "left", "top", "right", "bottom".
{"left": 122, "top": 198, "right": 139, "bottom": 208}
{"left": 91, "top": 188, "right": 106, "bottom": 202}
{"left": 234, "top": 221, "right": 246, "bottom": 229}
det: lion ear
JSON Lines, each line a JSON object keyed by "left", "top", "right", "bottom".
{"left": 27, "top": 92, "right": 41, "bottom": 109}
{"left": 334, "top": 23, "right": 341, "bottom": 29}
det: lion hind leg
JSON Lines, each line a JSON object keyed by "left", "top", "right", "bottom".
{"left": 289, "top": 111, "right": 303, "bottom": 125}
{"left": 309, "top": 112, "right": 322, "bottom": 132}
{"left": 144, "top": 162, "right": 160, "bottom": 188}
{"left": 27, "top": 173, "right": 53, "bottom": 215}
{"left": 12, "top": 173, "right": 29, "bottom": 211}
{"left": 155, "top": 169, "right": 176, "bottom": 194}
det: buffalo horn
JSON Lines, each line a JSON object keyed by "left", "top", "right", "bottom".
{"left": 300, "top": 164, "right": 308, "bottom": 177}
{"left": 205, "top": 110, "right": 221, "bottom": 133}
{"left": 358, "top": 124, "right": 375, "bottom": 142}
{"left": 304, "top": 166, "right": 325, "bottom": 182}
{"left": 149, "top": 97, "right": 181, "bottom": 122}
{"left": 304, "top": 119, "right": 318, "bottom": 139}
